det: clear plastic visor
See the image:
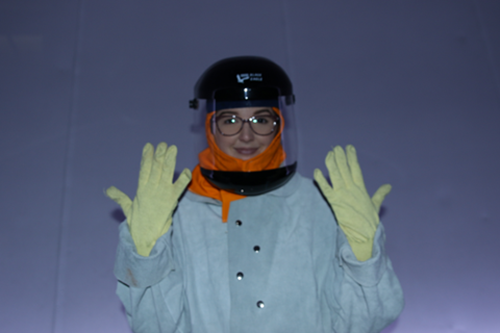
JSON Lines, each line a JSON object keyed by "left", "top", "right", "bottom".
{"left": 193, "top": 95, "right": 297, "bottom": 172}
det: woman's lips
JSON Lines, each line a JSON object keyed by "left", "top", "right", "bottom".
{"left": 235, "top": 148, "right": 258, "bottom": 155}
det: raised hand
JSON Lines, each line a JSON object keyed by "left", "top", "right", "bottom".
{"left": 313, "top": 145, "right": 391, "bottom": 261}
{"left": 107, "top": 142, "right": 192, "bottom": 256}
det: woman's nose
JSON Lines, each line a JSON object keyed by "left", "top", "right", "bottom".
{"left": 238, "top": 121, "right": 255, "bottom": 142}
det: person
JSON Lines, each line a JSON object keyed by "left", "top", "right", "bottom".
{"left": 107, "top": 56, "right": 404, "bottom": 333}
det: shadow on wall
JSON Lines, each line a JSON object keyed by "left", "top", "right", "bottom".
{"left": 111, "top": 208, "right": 126, "bottom": 224}
{"left": 383, "top": 317, "right": 400, "bottom": 333}
{"left": 119, "top": 303, "right": 133, "bottom": 333}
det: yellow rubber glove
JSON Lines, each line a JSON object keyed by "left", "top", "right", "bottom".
{"left": 313, "top": 145, "right": 391, "bottom": 261}
{"left": 106, "top": 142, "right": 192, "bottom": 257}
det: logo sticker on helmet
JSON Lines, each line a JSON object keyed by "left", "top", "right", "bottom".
{"left": 236, "top": 73, "right": 263, "bottom": 83}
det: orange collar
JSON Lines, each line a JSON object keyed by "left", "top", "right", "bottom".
{"left": 189, "top": 108, "right": 285, "bottom": 222}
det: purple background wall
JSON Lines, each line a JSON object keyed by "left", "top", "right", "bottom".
{"left": 1, "top": 1, "right": 499, "bottom": 332}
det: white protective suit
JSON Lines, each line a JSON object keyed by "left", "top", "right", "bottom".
{"left": 114, "top": 172, "right": 404, "bottom": 333}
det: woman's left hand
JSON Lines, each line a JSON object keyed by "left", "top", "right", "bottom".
{"left": 314, "top": 145, "right": 391, "bottom": 261}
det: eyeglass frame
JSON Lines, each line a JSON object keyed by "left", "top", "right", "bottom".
{"left": 214, "top": 114, "right": 280, "bottom": 137}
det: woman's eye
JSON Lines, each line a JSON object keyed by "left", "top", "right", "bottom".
{"left": 252, "top": 117, "right": 268, "bottom": 124}
{"left": 223, "top": 117, "right": 238, "bottom": 124}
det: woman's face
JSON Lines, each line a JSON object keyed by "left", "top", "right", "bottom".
{"left": 213, "top": 106, "right": 278, "bottom": 160}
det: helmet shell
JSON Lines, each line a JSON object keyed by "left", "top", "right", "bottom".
{"left": 190, "top": 56, "right": 295, "bottom": 109}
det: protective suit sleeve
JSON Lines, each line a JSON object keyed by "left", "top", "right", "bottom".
{"left": 114, "top": 221, "right": 191, "bottom": 333}
{"left": 330, "top": 222, "right": 404, "bottom": 333}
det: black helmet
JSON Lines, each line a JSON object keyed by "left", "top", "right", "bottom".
{"left": 190, "top": 56, "right": 297, "bottom": 196}
{"left": 189, "top": 56, "right": 295, "bottom": 110}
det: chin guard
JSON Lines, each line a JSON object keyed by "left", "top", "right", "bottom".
{"left": 201, "top": 162, "right": 297, "bottom": 196}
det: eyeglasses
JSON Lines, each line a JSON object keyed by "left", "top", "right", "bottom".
{"left": 215, "top": 114, "right": 279, "bottom": 136}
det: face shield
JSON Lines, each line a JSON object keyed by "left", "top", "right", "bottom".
{"left": 189, "top": 57, "right": 297, "bottom": 195}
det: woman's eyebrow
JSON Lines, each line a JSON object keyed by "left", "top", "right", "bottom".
{"left": 253, "top": 108, "right": 273, "bottom": 115}
{"left": 217, "top": 110, "right": 238, "bottom": 116}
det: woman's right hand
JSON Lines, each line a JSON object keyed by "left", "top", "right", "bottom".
{"left": 106, "top": 142, "right": 192, "bottom": 256}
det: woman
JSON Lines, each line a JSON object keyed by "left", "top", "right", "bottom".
{"left": 107, "top": 56, "right": 404, "bottom": 333}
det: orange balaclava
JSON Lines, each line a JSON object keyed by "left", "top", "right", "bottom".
{"left": 189, "top": 107, "right": 285, "bottom": 222}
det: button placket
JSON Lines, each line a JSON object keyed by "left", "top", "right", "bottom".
{"left": 231, "top": 216, "right": 267, "bottom": 311}
{"left": 234, "top": 220, "right": 244, "bottom": 281}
